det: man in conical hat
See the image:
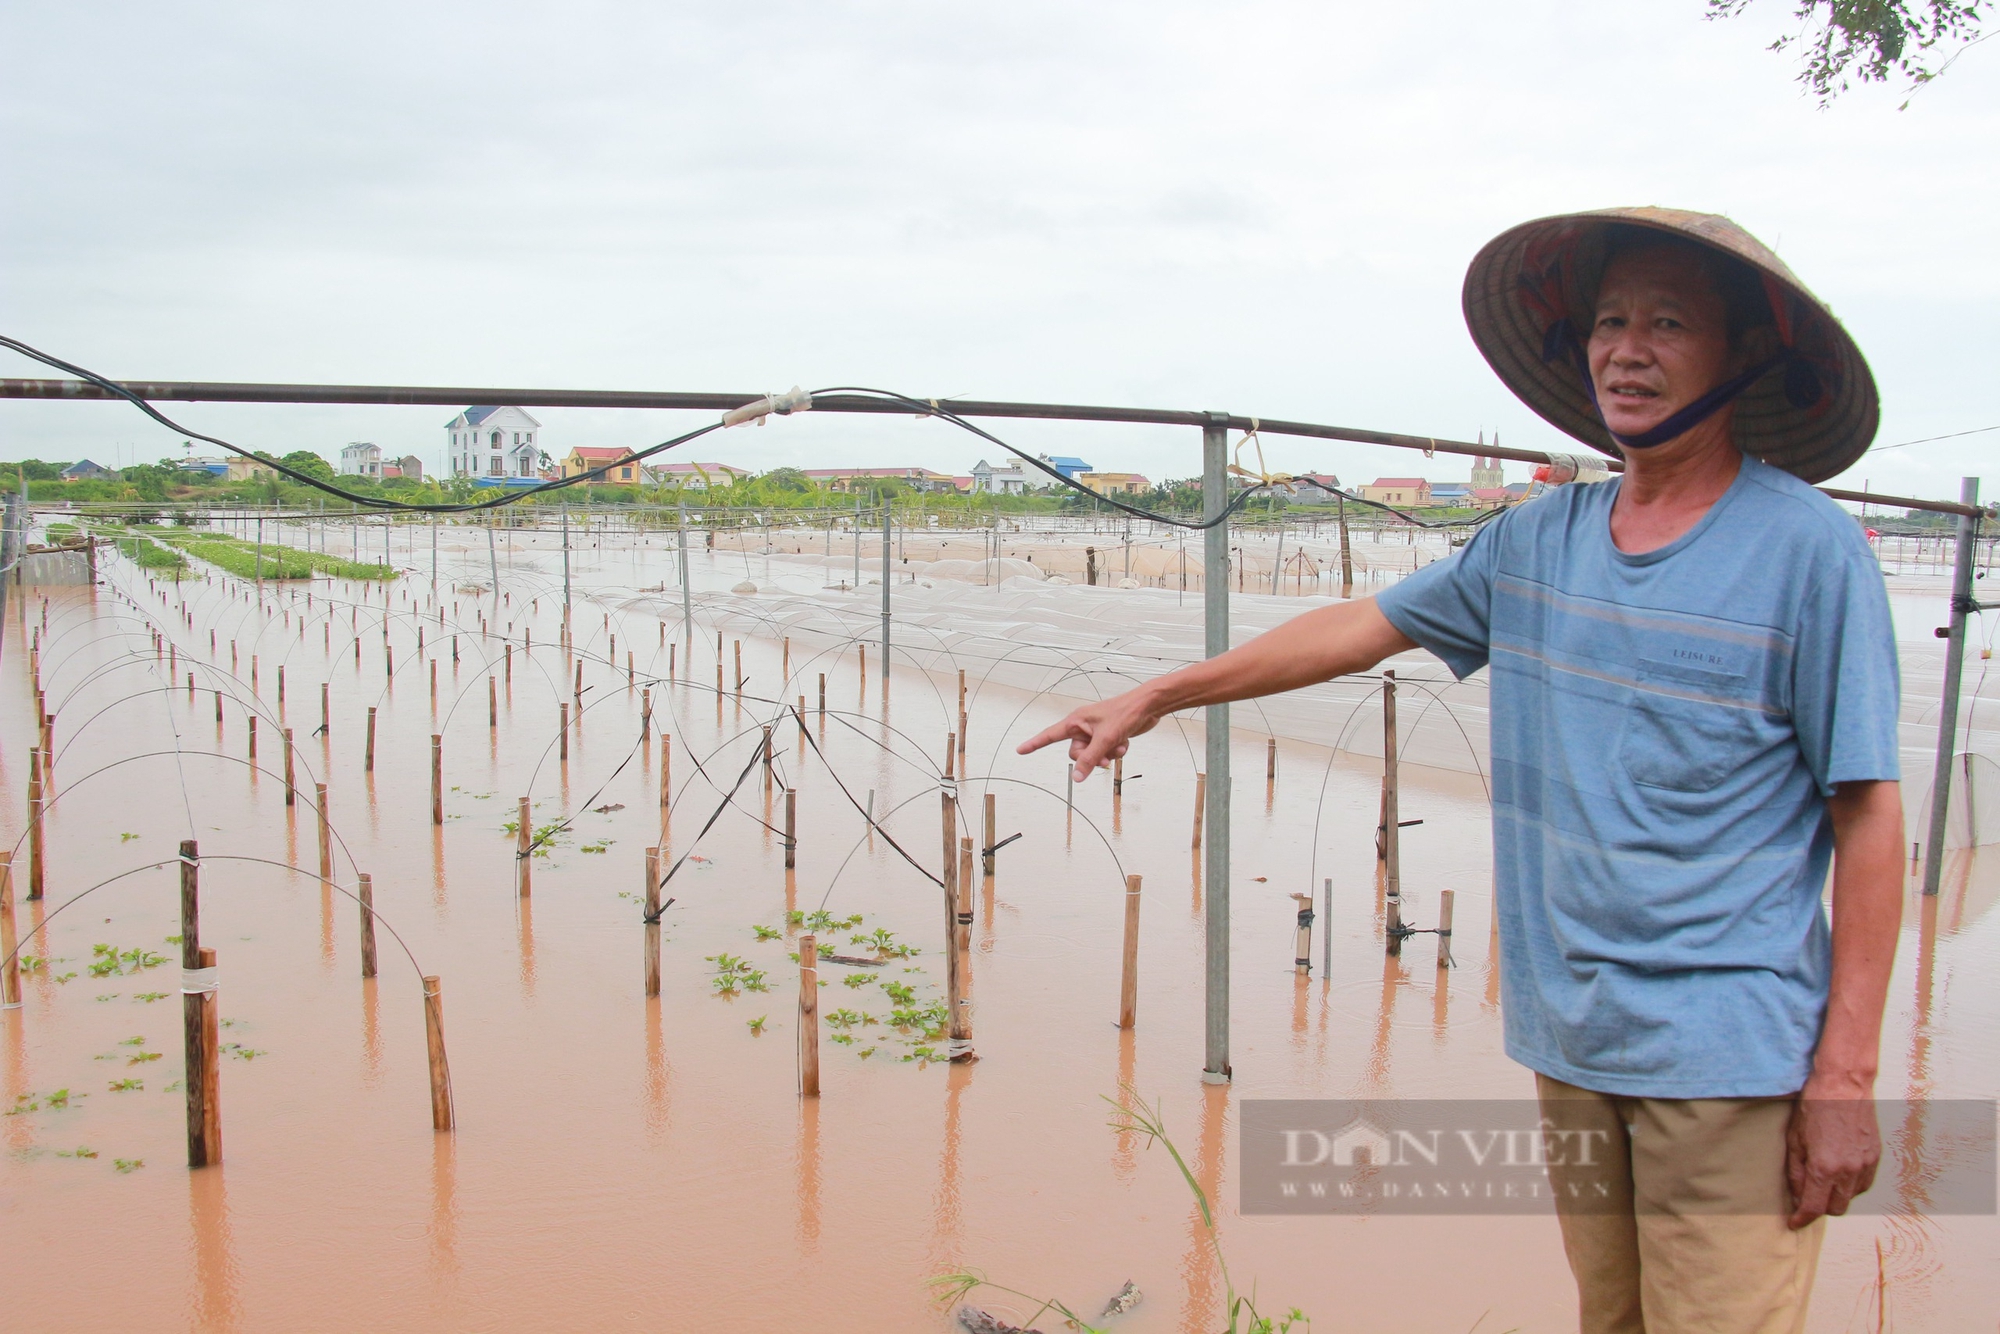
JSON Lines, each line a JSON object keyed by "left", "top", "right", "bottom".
{"left": 1022, "top": 208, "right": 1902, "bottom": 1332}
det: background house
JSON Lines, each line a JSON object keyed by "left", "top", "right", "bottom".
{"left": 1361, "top": 477, "right": 1431, "bottom": 507}
{"left": 970, "top": 458, "right": 1031, "bottom": 494}
{"left": 1038, "top": 454, "right": 1092, "bottom": 479}
{"left": 339, "top": 442, "right": 382, "bottom": 477}
{"left": 59, "top": 459, "right": 112, "bottom": 481}
{"left": 226, "top": 456, "right": 274, "bottom": 482}
{"left": 1076, "top": 471, "right": 1150, "bottom": 496}
{"left": 446, "top": 406, "right": 542, "bottom": 480}
{"left": 641, "top": 461, "right": 749, "bottom": 490}
{"left": 561, "top": 446, "right": 643, "bottom": 485}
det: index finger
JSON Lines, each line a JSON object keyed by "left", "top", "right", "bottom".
{"left": 1016, "top": 721, "right": 1076, "bottom": 757}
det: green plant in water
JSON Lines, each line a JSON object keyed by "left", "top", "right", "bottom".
{"left": 222, "top": 1043, "right": 266, "bottom": 1060}
{"left": 109, "top": 1079, "right": 144, "bottom": 1092}
{"left": 929, "top": 1084, "right": 1313, "bottom": 1333}
{"left": 134, "top": 992, "right": 169, "bottom": 1003}
{"left": 842, "top": 971, "right": 872, "bottom": 989}
{"left": 120, "top": 832, "right": 140, "bottom": 842}
{"left": 825, "top": 1007, "right": 863, "bottom": 1030}
{"left": 114, "top": 1158, "right": 145, "bottom": 1173}
{"left": 580, "top": 843, "right": 608, "bottom": 854}
{"left": 55, "top": 1146, "right": 99, "bottom": 1160}
{"left": 747, "top": 1015, "right": 768, "bottom": 1035}
{"left": 752, "top": 924, "right": 781, "bottom": 941}
{"left": 880, "top": 980, "right": 917, "bottom": 1007}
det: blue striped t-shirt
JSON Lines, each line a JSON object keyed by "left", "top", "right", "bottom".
{"left": 1375, "top": 455, "right": 1900, "bottom": 1097}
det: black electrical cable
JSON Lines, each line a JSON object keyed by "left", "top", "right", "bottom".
{"left": 3, "top": 336, "right": 1512, "bottom": 533}
{"left": 0, "top": 334, "right": 723, "bottom": 513}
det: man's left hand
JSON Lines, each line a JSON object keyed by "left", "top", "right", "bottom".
{"left": 1785, "top": 1080, "right": 1880, "bottom": 1229}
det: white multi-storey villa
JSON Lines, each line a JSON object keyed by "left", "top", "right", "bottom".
{"left": 446, "top": 406, "right": 543, "bottom": 482}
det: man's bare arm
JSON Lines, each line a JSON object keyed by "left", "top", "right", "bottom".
{"left": 1787, "top": 778, "right": 1903, "bottom": 1229}
{"left": 1017, "top": 598, "right": 1418, "bottom": 782}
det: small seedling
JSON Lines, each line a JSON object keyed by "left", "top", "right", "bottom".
{"left": 95, "top": 993, "right": 120, "bottom": 1002}
{"left": 128, "top": 1051, "right": 163, "bottom": 1065}
{"left": 55, "top": 1146, "right": 99, "bottom": 1160}
{"left": 747, "top": 1015, "right": 768, "bottom": 1035}
{"left": 830, "top": 1033, "right": 855, "bottom": 1046}
{"left": 825, "top": 1008, "right": 863, "bottom": 1030}
{"left": 46, "top": 1089, "right": 77, "bottom": 1108}
{"left": 752, "top": 924, "right": 781, "bottom": 941}
{"left": 880, "top": 980, "right": 917, "bottom": 1006}
{"left": 842, "top": 972, "right": 872, "bottom": 989}
{"left": 222, "top": 1043, "right": 266, "bottom": 1060}
{"left": 119, "top": 1036, "right": 147, "bottom": 1046}
{"left": 134, "top": 992, "right": 169, "bottom": 1003}
{"left": 114, "top": 1159, "right": 145, "bottom": 1173}
{"left": 109, "top": 1079, "right": 144, "bottom": 1092}
{"left": 580, "top": 843, "right": 608, "bottom": 854}
{"left": 120, "top": 832, "right": 140, "bottom": 842}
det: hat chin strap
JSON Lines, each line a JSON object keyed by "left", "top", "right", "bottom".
{"left": 1584, "top": 352, "right": 1788, "bottom": 450}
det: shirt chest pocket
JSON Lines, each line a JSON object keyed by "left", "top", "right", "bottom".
{"left": 1616, "top": 659, "right": 1767, "bottom": 793}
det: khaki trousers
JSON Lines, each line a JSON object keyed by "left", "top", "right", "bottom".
{"left": 1536, "top": 1074, "right": 1825, "bottom": 1334}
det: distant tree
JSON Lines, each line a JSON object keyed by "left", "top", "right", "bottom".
{"left": 16, "top": 459, "right": 63, "bottom": 481}
{"left": 1708, "top": 0, "right": 1988, "bottom": 103}
{"left": 761, "top": 467, "right": 813, "bottom": 494}
{"left": 280, "top": 450, "right": 336, "bottom": 482}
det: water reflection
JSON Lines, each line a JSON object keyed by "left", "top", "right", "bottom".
{"left": 188, "top": 1166, "right": 241, "bottom": 1332}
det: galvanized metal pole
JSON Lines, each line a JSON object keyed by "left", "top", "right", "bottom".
{"left": 1201, "top": 413, "right": 1232, "bottom": 1083}
{"left": 1923, "top": 476, "right": 1982, "bottom": 895}
{"left": 880, "top": 499, "right": 892, "bottom": 670}
{"left": 677, "top": 499, "right": 691, "bottom": 643}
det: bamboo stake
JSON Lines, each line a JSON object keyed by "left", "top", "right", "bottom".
{"left": 1291, "top": 891, "right": 1314, "bottom": 975}
{"left": 1118, "top": 873, "right": 1142, "bottom": 1028}
{"left": 940, "top": 788, "right": 960, "bottom": 1038}
{"left": 1267, "top": 736, "right": 1277, "bottom": 782}
{"left": 505, "top": 641, "right": 512, "bottom": 683}
{"left": 283, "top": 728, "right": 296, "bottom": 806}
{"left": 733, "top": 640, "right": 742, "bottom": 694}
{"left": 644, "top": 847, "right": 661, "bottom": 997}
{"left": 215, "top": 689, "right": 223, "bottom": 725}
{"left": 430, "top": 734, "right": 443, "bottom": 825}
{"left": 818, "top": 672, "right": 826, "bottom": 715}
{"left": 358, "top": 872, "right": 378, "bottom": 979}
{"left": 659, "top": 735, "right": 672, "bottom": 841}
{"left": 944, "top": 732, "right": 955, "bottom": 781}
{"left": 1436, "top": 889, "right": 1455, "bottom": 970}
{"left": 278, "top": 664, "right": 285, "bottom": 704}
{"left": 321, "top": 682, "right": 329, "bottom": 736}
{"left": 316, "top": 783, "right": 332, "bottom": 886}
{"left": 1113, "top": 756, "right": 1123, "bottom": 796}
{"left": 489, "top": 676, "right": 498, "bottom": 729}
{"left": 0, "top": 853, "right": 19, "bottom": 1007}
{"left": 430, "top": 657, "right": 437, "bottom": 707}
{"left": 762, "top": 726, "right": 774, "bottom": 796}
{"left": 423, "top": 976, "right": 454, "bottom": 1131}
{"left": 799, "top": 933, "right": 821, "bottom": 1097}
{"left": 641, "top": 687, "right": 651, "bottom": 737}
{"left": 1192, "top": 772, "right": 1207, "bottom": 850}
{"left": 365, "top": 706, "right": 377, "bottom": 771}
{"left": 193, "top": 945, "right": 221, "bottom": 1165}
{"left": 784, "top": 789, "right": 797, "bottom": 870}
{"left": 1383, "top": 671, "right": 1400, "bottom": 904}
{"left": 559, "top": 703, "right": 569, "bottom": 760}
{"left": 782, "top": 636, "right": 790, "bottom": 683}
{"left": 25, "top": 755, "right": 43, "bottom": 901}
{"left": 952, "top": 836, "right": 974, "bottom": 1052}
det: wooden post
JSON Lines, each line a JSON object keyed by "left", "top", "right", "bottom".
{"left": 25, "top": 754, "right": 43, "bottom": 901}
{"left": 1267, "top": 736, "right": 1277, "bottom": 782}
{"left": 365, "top": 706, "right": 377, "bottom": 772}
{"left": 517, "top": 797, "right": 533, "bottom": 897}
{"left": 644, "top": 847, "right": 661, "bottom": 997}
{"left": 641, "top": 687, "right": 651, "bottom": 737}
{"left": 283, "top": 728, "right": 296, "bottom": 806}
{"left": 943, "top": 733, "right": 955, "bottom": 781}
{"left": 1118, "top": 873, "right": 1142, "bottom": 1028}
{"left": 957, "top": 669, "right": 967, "bottom": 767}
{"left": 1113, "top": 756, "right": 1123, "bottom": 796}
{"left": 215, "top": 689, "right": 223, "bottom": 725}
{"left": 799, "top": 934, "right": 820, "bottom": 1098}
{"left": 559, "top": 703, "right": 569, "bottom": 760}
{"left": 430, "top": 734, "right": 443, "bottom": 825}
{"left": 659, "top": 735, "right": 672, "bottom": 841}
{"left": 1191, "top": 772, "right": 1207, "bottom": 850}
{"left": 818, "top": 672, "right": 826, "bottom": 715}
{"left": 982, "top": 792, "right": 997, "bottom": 875}
{"left": 573, "top": 658, "right": 583, "bottom": 714}
{"left": 321, "top": 681, "right": 329, "bottom": 737}
{"left": 505, "top": 641, "right": 512, "bottom": 683}
{"left": 0, "top": 852, "right": 19, "bottom": 1007}
{"left": 1436, "top": 889, "right": 1455, "bottom": 970}
{"left": 423, "top": 976, "right": 454, "bottom": 1131}
{"left": 278, "top": 664, "right": 285, "bottom": 703}
{"left": 1291, "top": 891, "right": 1314, "bottom": 975}
{"left": 1385, "top": 877, "right": 1404, "bottom": 958}
{"left": 247, "top": 714, "right": 258, "bottom": 767}
{"left": 430, "top": 657, "right": 437, "bottom": 707}
{"left": 357, "top": 872, "right": 378, "bottom": 979}
{"left": 952, "top": 835, "right": 974, "bottom": 1052}
{"left": 784, "top": 789, "right": 797, "bottom": 869}
{"left": 489, "top": 676, "right": 498, "bottom": 729}
{"left": 762, "top": 726, "right": 774, "bottom": 796}
{"left": 782, "top": 636, "right": 790, "bottom": 683}
{"left": 940, "top": 788, "right": 960, "bottom": 1037}
{"left": 733, "top": 640, "right": 742, "bottom": 694}
{"left": 315, "top": 783, "right": 332, "bottom": 886}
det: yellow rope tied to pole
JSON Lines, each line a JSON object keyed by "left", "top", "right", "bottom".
{"left": 1227, "top": 417, "right": 1297, "bottom": 493}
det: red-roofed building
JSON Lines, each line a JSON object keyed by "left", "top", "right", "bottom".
{"left": 561, "top": 446, "right": 645, "bottom": 485}
{"left": 1360, "top": 477, "right": 1431, "bottom": 507}
{"left": 1469, "top": 486, "right": 1515, "bottom": 510}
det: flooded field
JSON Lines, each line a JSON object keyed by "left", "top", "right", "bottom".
{"left": 2, "top": 516, "right": 1995, "bottom": 1332}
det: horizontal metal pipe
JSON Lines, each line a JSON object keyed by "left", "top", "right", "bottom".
{"left": 0, "top": 377, "right": 1975, "bottom": 517}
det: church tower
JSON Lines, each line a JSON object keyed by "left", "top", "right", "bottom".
{"left": 1470, "top": 433, "right": 1504, "bottom": 490}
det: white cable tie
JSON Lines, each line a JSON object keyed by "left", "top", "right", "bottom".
{"left": 181, "top": 966, "right": 218, "bottom": 995}
{"left": 720, "top": 386, "right": 812, "bottom": 429}
{"left": 946, "top": 1036, "right": 975, "bottom": 1059}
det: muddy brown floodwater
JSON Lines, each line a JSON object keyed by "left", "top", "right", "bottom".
{"left": 1, "top": 531, "right": 1995, "bottom": 1332}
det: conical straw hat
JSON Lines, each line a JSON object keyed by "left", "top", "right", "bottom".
{"left": 1461, "top": 207, "right": 1878, "bottom": 484}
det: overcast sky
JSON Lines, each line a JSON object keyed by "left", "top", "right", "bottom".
{"left": 1, "top": 1, "right": 1993, "bottom": 499}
